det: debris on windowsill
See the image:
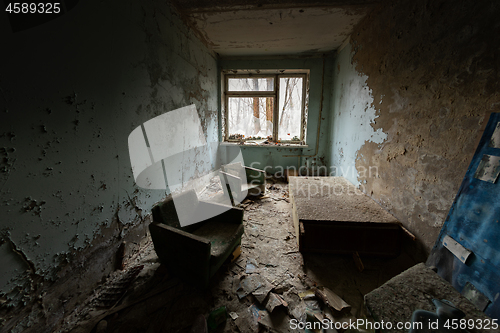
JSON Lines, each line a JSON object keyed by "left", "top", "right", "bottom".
{"left": 221, "top": 141, "right": 308, "bottom": 148}
{"left": 228, "top": 134, "right": 245, "bottom": 140}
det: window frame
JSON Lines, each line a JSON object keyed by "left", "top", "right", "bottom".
{"left": 222, "top": 70, "right": 309, "bottom": 144}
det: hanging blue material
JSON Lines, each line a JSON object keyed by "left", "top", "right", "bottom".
{"left": 428, "top": 113, "right": 500, "bottom": 319}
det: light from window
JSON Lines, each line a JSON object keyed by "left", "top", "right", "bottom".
{"left": 228, "top": 78, "right": 274, "bottom": 92}
{"left": 228, "top": 97, "right": 274, "bottom": 139}
{"left": 224, "top": 74, "right": 307, "bottom": 143}
{"left": 278, "top": 77, "right": 303, "bottom": 141}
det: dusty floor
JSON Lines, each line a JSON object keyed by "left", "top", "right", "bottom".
{"left": 61, "top": 179, "right": 417, "bottom": 333}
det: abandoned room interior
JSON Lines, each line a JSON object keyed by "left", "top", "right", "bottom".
{"left": 1, "top": 0, "right": 500, "bottom": 332}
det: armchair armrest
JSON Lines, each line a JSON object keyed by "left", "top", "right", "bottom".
{"left": 150, "top": 222, "right": 210, "bottom": 244}
{"left": 149, "top": 222, "right": 211, "bottom": 281}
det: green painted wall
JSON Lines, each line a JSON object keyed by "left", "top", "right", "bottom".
{"left": 327, "top": 43, "right": 387, "bottom": 186}
{"left": 0, "top": 0, "right": 218, "bottom": 331}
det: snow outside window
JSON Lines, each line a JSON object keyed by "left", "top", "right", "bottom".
{"left": 224, "top": 73, "right": 307, "bottom": 144}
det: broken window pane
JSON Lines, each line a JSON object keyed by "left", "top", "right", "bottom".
{"left": 228, "top": 78, "right": 274, "bottom": 92}
{"left": 228, "top": 97, "right": 274, "bottom": 140}
{"left": 278, "top": 77, "right": 303, "bottom": 141}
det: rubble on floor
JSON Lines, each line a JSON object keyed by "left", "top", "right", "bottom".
{"left": 59, "top": 179, "right": 416, "bottom": 333}
{"left": 92, "top": 265, "right": 144, "bottom": 309}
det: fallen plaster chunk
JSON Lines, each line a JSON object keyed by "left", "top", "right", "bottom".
{"left": 234, "top": 309, "right": 259, "bottom": 333}
{"left": 245, "top": 258, "right": 260, "bottom": 274}
{"left": 264, "top": 292, "right": 288, "bottom": 313}
{"left": 290, "top": 300, "right": 307, "bottom": 322}
{"left": 252, "top": 280, "right": 273, "bottom": 303}
{"left": 249, "top": 303, "right": 279, "bottom": 330}
{"left": 234, "top": 275, "right": 272, "bottom": 302}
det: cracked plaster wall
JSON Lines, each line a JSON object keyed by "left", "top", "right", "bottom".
{"left": 0, "top": 0, "right": 218, "bottom": 331}
{"left": 328, "top": 0, "right": 500, "bottom": 260}
{"left": 328, "top": 42, "right": 387, "bottom": 184}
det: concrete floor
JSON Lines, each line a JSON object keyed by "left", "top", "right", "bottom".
{"left": 62, "top": 180, "right": 417, "bottom": 333}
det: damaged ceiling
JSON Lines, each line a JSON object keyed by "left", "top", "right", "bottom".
{"left": 171, "top": 0, "right": 379, "bottom": 56}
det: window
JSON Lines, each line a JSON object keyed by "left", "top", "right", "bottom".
{"left": 222, "top": 71, "right": 308, "bottom": 144}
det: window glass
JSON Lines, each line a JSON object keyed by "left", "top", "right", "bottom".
{"left": 224, "top": 73, "right": 306, "bottom": 143}
{"left": 278, "top": 77, "right": 303, "bottom": 141}
{"left": 228, "top": 78, "right": 274, "bottom": 92}
{"left": 227, "top": 97, "right": 274, "bottom": 140}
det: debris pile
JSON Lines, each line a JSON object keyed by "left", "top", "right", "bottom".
{"left": 203, "top": 178, "right": 379, "bottom": 333}
{"left": 59, "top": 177, "right": 383, "bottom": 333}
{"left": 221, "top": 254, "right": 369, "bottom": 333}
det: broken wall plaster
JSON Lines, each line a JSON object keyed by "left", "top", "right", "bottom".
{"left": 1, "top": 213, "right": 150, "bottom": 333}
{"left": 327, "top": 42, "right": 386, "bottom": 186}
{"left": 331, "top": 0, "right": 500, "bottom": 259}
{"left": 0, "top": 0, "right": 218, "bottom": 331}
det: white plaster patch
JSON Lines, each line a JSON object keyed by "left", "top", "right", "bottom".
{"left": 329, "top": 43, "right": 387, "bottom": 186}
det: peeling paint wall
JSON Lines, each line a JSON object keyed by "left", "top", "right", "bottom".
{"left": 0, "top": 0, "right": 218, "bottom": 331}
{"left": 329, "top": 0, "right": 500, "bottom": 260}
{"left": 328, "top": 42, "right": 387, "bottom": 185}
{"left": 219, "top": 56, "right": 333, "bottom": 174}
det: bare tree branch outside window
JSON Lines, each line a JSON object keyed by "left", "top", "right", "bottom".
{"left": 226, "top": 75, "right": 305, "bottom": 142}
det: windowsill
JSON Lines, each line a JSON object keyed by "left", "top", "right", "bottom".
{"left": 220, "top": 141, "right": 308, "bottom": 148}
